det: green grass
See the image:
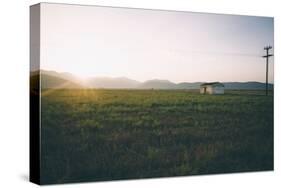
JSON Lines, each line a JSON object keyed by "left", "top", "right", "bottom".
{"left": 40, "top": 89, "right": 273, "bottom": 184}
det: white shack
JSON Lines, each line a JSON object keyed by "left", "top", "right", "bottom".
{"left": 200, "top": 82, "right": 224, "bottom": 94}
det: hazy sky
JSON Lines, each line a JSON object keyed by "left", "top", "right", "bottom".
{"left": 40, "top": 3, "right": 274, "bottom": 83}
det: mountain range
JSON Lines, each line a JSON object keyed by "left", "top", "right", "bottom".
{"left": 33, "top": 70, "right": 273, "bottom": 90}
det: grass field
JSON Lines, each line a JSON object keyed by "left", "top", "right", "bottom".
{"left": 40, "top": 89, "right": 273, "bottom": 184}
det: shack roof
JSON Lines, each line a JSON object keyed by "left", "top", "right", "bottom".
{"left": 200, "top": 82, "right": 224, "bottom": 87}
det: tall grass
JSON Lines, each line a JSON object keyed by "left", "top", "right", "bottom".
{"left": 40, "top": 89, "right": 273, "bottom": 184}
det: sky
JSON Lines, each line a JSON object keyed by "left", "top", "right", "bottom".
{"left": 40, "top": 3, "right": 274, "bottom": 83}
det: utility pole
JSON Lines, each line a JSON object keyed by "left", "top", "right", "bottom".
{"left": 263, "top": 46, "right": 273, "bottom": 96}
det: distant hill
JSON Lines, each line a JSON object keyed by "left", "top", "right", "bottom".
{"left": 86, "top": 77, "right": 140, "bottom": 89}
{"left": 37, "top": 70, "right": 273, "bottom": 90}
{"left": 41, "top": 74, "right": 82, "bottom": 89}
{"left": 41, "top": 70, "right": 81, "bottom": 84}
{"left": 175, "top": 82, "right": 203, "bottom": 89}
{"left": 139, "top": 80, "right": 273, "bottom": 90}
{"left": 139, "top": 79, "right": 176, "bottom": 89}
{"left": 223, "top": 82, "right": 273, "bottom": 90}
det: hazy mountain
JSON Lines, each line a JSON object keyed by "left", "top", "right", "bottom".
{"left": 41, "top": 74, "right": 82, "bottom": 89}
{"left": 139, "top": 79, "right": 176, "bottom": 89}
{"left": 140, "top": 80, "right": 273, "bottom": 90}
{"left": 85, "top": 77, "right": 140, "bottom": 88}
{"left": 37, "top": 70, "right": 273, "bottom": 90}
{"left": 41, "top": 70, "right": 80, "bottom": 84}
{"left": 223, "top": 82, "right": 273, "bottom": 90}
{"left": 176, "top": 82, "right": 203, "bottom": 89}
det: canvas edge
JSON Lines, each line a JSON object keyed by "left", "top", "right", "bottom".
{"left": 30, "top": 3, "right": 41, "bottom": 185}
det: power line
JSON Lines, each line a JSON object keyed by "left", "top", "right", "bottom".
{"left": 171, "top": 49, "right": 261, "bottom": 58}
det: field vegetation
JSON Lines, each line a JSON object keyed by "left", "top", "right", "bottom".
{"left": 40, "top": 89, "right": 273, "bottom": 184}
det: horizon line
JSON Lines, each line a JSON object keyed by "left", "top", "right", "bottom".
{"left": 31, "top": 69, "right": 274, "bottom": 84}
